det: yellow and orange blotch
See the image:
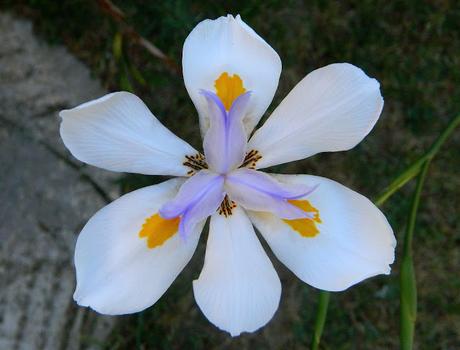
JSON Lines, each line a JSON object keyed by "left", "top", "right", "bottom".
{"left": 283, "top": 200, "right": 322, "bottom": 237}
{"left": 139, "top": 213, "right": 180, "bottom": 249}
{"left": 214, "top": 72, "right": 246, "bottom": 110}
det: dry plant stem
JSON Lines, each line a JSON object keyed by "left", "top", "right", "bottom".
{"left": 400, "top": 160, "right": 430, "bottom": 350}
{"left": 97, "top": 0, "right": 181, "bottom": 75}
{"left": 310, "top": 113, "right": 459, "bottom": 350}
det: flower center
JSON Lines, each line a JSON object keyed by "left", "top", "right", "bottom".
{"left": 214, "top": 72, "right": 246, "bottom": 110}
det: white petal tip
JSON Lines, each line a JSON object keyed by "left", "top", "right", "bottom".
{"left": 59, "top": 108, "right": 79, "bottom": 120}
{"left": 193, "top": 279, "right": 280, "bottom": 337}
{"left": 73, "top": 285, "right": 91, "bottom": 305}
{"left": 73, "top": 291, "right": 89, "bottom": 308}
{"left": 73, "top": 291, "right": 127, "bottom": 316}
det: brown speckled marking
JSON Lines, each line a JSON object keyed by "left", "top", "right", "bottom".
{"left": 183, "top": 153, "right": 208, "bottom": 175}
{"left": 218, "top": 195, "right": 237, "bottom": 217}
{"left": 241, "top": 149, "right": 262, "bottom": 169}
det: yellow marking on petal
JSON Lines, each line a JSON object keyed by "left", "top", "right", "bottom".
{"left": 214, "top": 72, "right": 246, "bottom": 110}
{"left": 283, "top": 200, "right": 322, "bottom": 238}
{"left": 139, "top": 213, "right": 180, "bottom": 249}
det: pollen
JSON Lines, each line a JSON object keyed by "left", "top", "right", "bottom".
{"left": 283, "top": 200, "right": 322, "bottom": 237}
{"left": 214, "top": 72, "right": 246, "bottom": 110}
{"left": 139, "top": 213, "right": 180, "bottom": 249}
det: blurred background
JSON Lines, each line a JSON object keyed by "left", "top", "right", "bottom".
{"left": 0, "top": 1, "right": 459, "bottom": 349}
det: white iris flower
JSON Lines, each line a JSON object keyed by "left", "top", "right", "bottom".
{"left": 60, "top": 15, "right": 396, "bottom": 336}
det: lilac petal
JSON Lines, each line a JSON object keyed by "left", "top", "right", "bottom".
{"left": 202, "top": 90, "right": 250, "bottom": 173}
{"left": 179, "top": 181, "right": 225, "bottom": 238}
{"left": 159, "top": 170, "right": 219, "bottom": 218}
{"left": 201, "top": 91, "right": 226, "bottom": 173}
{"left": 159, "top": 170, "right": 225, "bottom": 238}
{"left": 225, "top": 169, "right": 316, "bottom": 219}
{"left": 228, "top": 168, "right": 315, "bottom": 199}
{"left": 200, "top": 89, "right": 227, "bottom": 118}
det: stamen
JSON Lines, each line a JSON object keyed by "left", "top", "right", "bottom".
{"left": 183, "top": 152, "right": 208, "bottom": 176}
{"left": 283, "top": 200, "right": 322, "bottom": 237}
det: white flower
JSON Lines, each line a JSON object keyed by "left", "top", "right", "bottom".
{"left": 60, "top": 14, "right": 396, "bottom": 336}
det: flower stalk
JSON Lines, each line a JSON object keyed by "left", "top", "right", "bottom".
{"left": 400, "top": 160, "right": 430, "bottom": 350}
{"left": 311, "top": 113, "right": 459, "bottom": 350}
{"left": 374, "top": 113, "right": 460, "bottom": 206}
{"left": 311, "top": 291, "right": 330, "bottom": 350}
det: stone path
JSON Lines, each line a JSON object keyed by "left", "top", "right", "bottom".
{"left": 0, "top": 13, "right": 118, "bottom": 350}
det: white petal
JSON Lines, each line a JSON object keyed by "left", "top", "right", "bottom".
{"left": 247, "top": 174, "right": 396, "bottom": 291}
{"left": 193, "top": 207, "right": 281, "bottom": 336}
{"left": 60, "top": 92, "right": 197, "bottom": 176}
{"left": 74, "top": 178, "right": 204, "bottom": 314}
{"left": 248, "top": 63, "right": 384, "bottom": 168}
{"left": 183, "top": 14, "right": 281, "bottom": 136}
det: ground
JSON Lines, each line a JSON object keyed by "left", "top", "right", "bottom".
{"left": 0, "top": 13, "right": 116, "bottom": 349}
{"left": 1, "top": 1, "right": 459, "bottom": 349}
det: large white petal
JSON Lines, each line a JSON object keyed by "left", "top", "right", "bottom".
{"left": 60, "top": 92, "right": 197, "bottom": 176}
{"left": 248, "top": 63, "right": 384, "bottom": 168}
{"left": 193, "top": 207, "right": 281, "bottom": 336}
{"left": 247, "top": 174, "right": 396, "bottom": 291}
{"left": 74, "top": 178, "right": 204, "bottom": 315}
{"left": 183, "top": 14, "right": 281, "bottom": 136}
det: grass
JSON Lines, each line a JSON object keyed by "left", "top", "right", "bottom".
{"left": 3, "top": 0, "right": 459, "bottom": 348}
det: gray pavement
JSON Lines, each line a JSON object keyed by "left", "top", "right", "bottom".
{"left": 0, "top": 13, "right": 118, "bottom": 350}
